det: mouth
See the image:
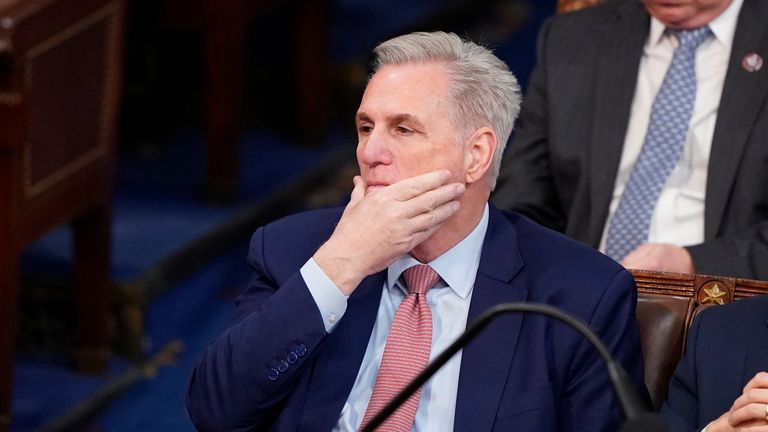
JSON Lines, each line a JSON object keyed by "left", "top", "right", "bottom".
{"left": 365, "top": 182, "right": 389, "bottom": 193}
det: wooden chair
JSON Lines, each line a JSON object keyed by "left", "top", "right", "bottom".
{"left": 630, "top": 269, "right": 768, "bottom": 409}
{"left": 0, "top": 0, "right": 124, "bottom": 429}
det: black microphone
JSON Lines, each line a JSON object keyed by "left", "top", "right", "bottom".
{"left": 360, "top": 302, "right": 668, "bottom": 432}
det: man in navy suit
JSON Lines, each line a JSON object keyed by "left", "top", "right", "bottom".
{"left": 187, "top": 31, "right": 646, "bottom": 431}
{"left": 661, "top": 295, "right": 768, "bottom": 432}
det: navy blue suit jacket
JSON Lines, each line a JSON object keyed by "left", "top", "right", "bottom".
{"left": 660, "top": 295, "right": 768, "bottom": 431}
{"left": 187, "top": 205, "right": 646, "bottom": 431}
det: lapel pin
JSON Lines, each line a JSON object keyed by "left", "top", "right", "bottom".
{"left": 741, "top": 53, "right": 763, "bottom": 72}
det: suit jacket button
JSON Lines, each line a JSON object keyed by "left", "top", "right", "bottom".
{"left": 287, "top": 352, "right": 298, "bottom": 364}
{"left": 296, "top": 344, "right": 307, "bottom": 356}
{"left": 267, "top": 368, "right": 279, "bottom": 381}
{"left": 277, "top": 360, "right": 289, "bottom": 372}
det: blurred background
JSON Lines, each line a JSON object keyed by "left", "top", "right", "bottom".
{"left": 0, "top": 0, "right": 556, "bottom": 430}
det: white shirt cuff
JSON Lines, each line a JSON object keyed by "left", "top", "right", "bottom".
{"left": 301, "top": 257, "right": 349, "bottom": 332}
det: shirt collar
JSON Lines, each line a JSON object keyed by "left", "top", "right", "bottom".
{"left": 387, "top": 203, "right": 489, "bottom": 300}
{"left": 647, "top": 0, "right": 743, "bottom": 49}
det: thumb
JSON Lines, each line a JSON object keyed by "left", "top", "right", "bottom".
{"left": 349, "top": 175, "right": 366, "bottom": 206}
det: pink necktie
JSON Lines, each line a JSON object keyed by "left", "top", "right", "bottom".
{"left": 360, "top": 264, "right": 440, "bottom": 432}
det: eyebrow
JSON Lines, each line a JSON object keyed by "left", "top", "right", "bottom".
{"left": 355, "top": 112, "right": 425, "bottom": 130}
{"left": 356, "top": 112, "right": 373, "bottom": 123}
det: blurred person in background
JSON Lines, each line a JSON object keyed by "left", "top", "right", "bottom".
{"left": 493, "top": 0, "right": 768, "bottom": 280}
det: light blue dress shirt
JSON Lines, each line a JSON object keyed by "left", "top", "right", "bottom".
{"left": 301, "top": 204, "right": 489, "bottom": 431}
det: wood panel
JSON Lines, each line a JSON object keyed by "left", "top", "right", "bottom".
{"left": 0, "top": 0, "right": 124, "bottom": 428}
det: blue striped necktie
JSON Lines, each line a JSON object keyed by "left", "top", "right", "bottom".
{"left": 605, "top": 26, "right": 712, "bottom": 261}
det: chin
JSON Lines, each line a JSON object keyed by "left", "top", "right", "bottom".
{"left": 366, "top": 185, "right": 385, "bottom": 194}
{"left": 648, "top": 7, "right": 697, "bottom": 28}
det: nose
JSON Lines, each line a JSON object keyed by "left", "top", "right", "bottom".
{"left": 357, "top": 127, "right": 392, "bottom": 167}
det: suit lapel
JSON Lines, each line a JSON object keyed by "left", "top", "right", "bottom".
{"left": 297, "top": 272, "right": 384, "bottom": 431}
{"left": 587, "top": 2, "right": 649, "bottom": 245}
{"left": 705, "top": 0, "right": 768, "bottom": 238}
{"left": 454, "top": 207, "right": 528, "bottom": 432}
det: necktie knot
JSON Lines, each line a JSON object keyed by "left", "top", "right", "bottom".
{"left": 671, "top": 26, "right": 711, "bottom": 49}
{"left": 403, "top": 264, "right": 440, "bottom": 295}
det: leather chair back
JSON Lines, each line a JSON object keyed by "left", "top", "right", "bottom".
{"left": 630, "top": 270, "right": 768, "bottom": 409}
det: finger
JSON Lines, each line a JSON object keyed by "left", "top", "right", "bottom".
{"left": 408, "top": 200, "right": 461, "bottom": 233}
{"left": 401, "top": 182, "right": 465, "bottom": 218}
{"left": 620, "top": 245, "right": 651, "bottom": 268}
{"left": 729, "top": 402, "right": 768, "bottom": 426}
{"left": 390, "top": 200, "right": 460, "bottom": 253}
{"left": 730, "top": 425, "right": 768, "bottom": 432}
{"left": 732, "top": 388, "right": 768, "bottom": 411}
{"left": 745, "top": 372, "right": 768, "bottom": 393}
{"left": 407, "top": 204, "right": 460, "bottom": 250}
{"left": 738, "top": 422, "right": 768, "bottom": 430}
{"left": 387, "top": 170, "right": 452, "bottom": 201}
{"left": 350, "top": 176, "right": 366, "bottom": 205}
{"left": 409, "top": 221, "right": 447, "bottom": 250}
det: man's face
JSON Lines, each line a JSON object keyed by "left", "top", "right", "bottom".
{"left": 642, "top": 0, "right": 732, "bottom": 29}
{"left": 355, "top": 63, "right": 468, "bottom": 194}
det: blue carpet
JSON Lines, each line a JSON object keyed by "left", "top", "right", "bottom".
{"left": 94, "top": 248, "right": 245, "bottom": 432}
{"left": 14, "top": 247, "right": 245, "bottom": 432}
{"left": 12, "top": 357, "right": 131, "bottom": 432}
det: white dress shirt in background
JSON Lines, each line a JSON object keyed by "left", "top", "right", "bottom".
{"left": 600, "top": 0, "right": 742, "bottom": 251}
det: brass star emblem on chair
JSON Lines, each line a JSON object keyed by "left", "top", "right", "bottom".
{"left": 701, "top": 284, "right": 727, "bottom": 305}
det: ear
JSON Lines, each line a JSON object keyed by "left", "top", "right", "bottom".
{"left": 464, "top": 127, "right": 497, "bottom": 185}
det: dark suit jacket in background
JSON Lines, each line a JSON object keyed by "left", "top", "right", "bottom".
{"left": 660, "top": 295, "right": 768, "bottom": 431}
{"left": 186, "top": 205, "right": 646, "bottom": 431}
{"left": 492, "top": 0, "right": 768, "bottom": 280}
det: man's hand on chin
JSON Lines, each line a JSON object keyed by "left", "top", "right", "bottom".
{"left": 313, "top": 170, "right": 465, "bottom": 295}
{"left": 620, "top": 243, "right": 695, "bottom": 274}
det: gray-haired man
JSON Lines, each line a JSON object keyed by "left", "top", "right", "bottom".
{"left": 187, "top": 31, "right": 645, "bottom": 432}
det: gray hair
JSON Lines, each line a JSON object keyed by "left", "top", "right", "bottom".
{"left": 372, "top": 31, "right": 521, "bottom": 190}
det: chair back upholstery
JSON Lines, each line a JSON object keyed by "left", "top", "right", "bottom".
{"left": 630, "top": 269, "right": 768, "bottom": 409}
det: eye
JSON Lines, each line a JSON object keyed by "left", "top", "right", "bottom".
{"left": 357, "top": 124, "right": 373, "bottom": 135}
{"left": 394, "top": 126, "right": 414, "bottom": 135}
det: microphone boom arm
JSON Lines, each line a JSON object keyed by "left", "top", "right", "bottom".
{"left": 361, "top": 302, "right": 650, "bottom": 432}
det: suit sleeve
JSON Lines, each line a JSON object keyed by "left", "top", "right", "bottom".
{"left": 686, "top": 221, "right": 768, "bottom": 281}
{"left": 186, "top": 226, "right": 328, "bottom": 432}
{"left": 658, "top": 310, "right": 706, "bottom": 432}
{"left": 559, "top": 268, "right": 649, "bottom": 432}
{"left": 491, "top": 16, "right": 567, "bottom": 232}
